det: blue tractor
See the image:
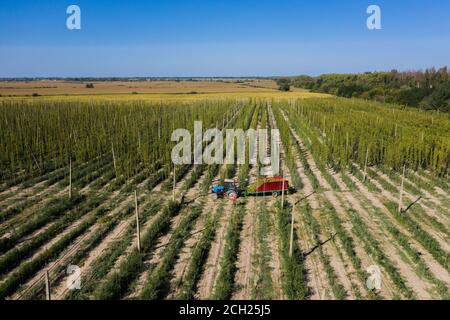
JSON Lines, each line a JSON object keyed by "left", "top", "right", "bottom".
{"left": 211, "top": 179, "right": 239, "bottom": 201}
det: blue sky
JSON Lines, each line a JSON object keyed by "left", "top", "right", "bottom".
{"left": 0, "top": 0, "right": 449, "bottom": 77}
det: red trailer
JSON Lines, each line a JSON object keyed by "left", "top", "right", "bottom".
{"left": 244, "top": 176, "right": 289, "bottom": 197}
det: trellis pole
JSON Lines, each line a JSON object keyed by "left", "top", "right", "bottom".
{"left": 289, "top": 201, "right": 295, "bottom": 258}
{"left": 45, "top": 270, "right": 51, "bottom": 300}
{"left": 69, "top": 158, "right": 72, "bottom": 199}
{"left": 172, "top": 165, "right": 176, "bottom": 201}
{"left": 172, "top": 116, "right": 176, "bottom": 202}
{"left": 111, "top": 142, "right": 117, "bottom": 177}
{"left": 281, "top": 171, "right": 285, "bottom": 209}
{"left": 135, "top": 190, "right": 141, "bottom": 252}
{"left": 363, "top": 147, "right": 369, "bottom": 182}
{"left": 398, "top": 165, "right": 406, "bottom": 213}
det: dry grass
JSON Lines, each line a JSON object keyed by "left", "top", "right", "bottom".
{"left": 0, "top": 80, "right": 279, "bottom": 96}
{"left": 0, "top": 80, "right": 330, "bottom": 102}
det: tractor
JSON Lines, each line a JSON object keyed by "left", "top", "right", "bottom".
{"left": 212, "top": 176, "right": 290, "bottom": 202}
{"left": 211, "top": 179, "right": 239, "bottom": 201}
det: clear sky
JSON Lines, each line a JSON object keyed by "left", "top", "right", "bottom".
{"left": 1, "top": 0, "right": 449, "bottom": 77}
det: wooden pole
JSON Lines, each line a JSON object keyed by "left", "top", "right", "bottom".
{"left": 69, "top": 158, "right": 72, "bottom": 199}
{"left": 135, "top": 190, "right": 141, "bottom": 252}
{"left": 172, "top": 165, "right": 176, "bottom": 201}
{"left": 398, "top": 165, "right": 406, "bottom": 213}
{"left": 289, "top": 203, "right": 295, "bottom": 258}
{"left": 363, "top": 147, "right": 369, "bottom": 182}
{"left": 111, "top": 142, "right": 117, "bottom": 177}
{"left": 281, "top": 172, "right": 285, "bottom": 209}
{"left": 45, "top": 270, "right": 51, "bottom": 300}
{"left": 345, "top": 132, "right": 349, "bottom": 162}
{"left": 332, "top": 123, "right": 336, "bottom": 144}
{"left": 172, "top": 116, "right": 176, "bottom": 202}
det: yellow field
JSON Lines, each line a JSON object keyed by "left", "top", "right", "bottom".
{"left": 0, "top": 79, "right": 330, "bottom": 102}
{"left": 0, "top": 91, "right": 330, "bottom": 103}
{"left": 0, "top": 80, "right": 278, "bottom": 96}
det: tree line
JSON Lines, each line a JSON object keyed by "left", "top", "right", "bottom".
{"left": 277, "top": 67, "right": 450, "bottom": 112}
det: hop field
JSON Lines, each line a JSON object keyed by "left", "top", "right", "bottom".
{"left": 0, "top": 92, "right": 448, "bottom": 300}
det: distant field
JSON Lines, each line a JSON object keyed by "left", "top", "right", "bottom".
{"left": 0, "top": 91, "right": 330, "bottom": 103}
{"left": 0, "top": 79, "right": 283, "bottom": 96}
{"left": 0, "top": 79, "right": 330, "bottom": 102}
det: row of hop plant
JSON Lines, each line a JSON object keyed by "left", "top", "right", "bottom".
{"left": 0, "top": 160, "right": 160, "bottom": 299}
{"left": 342, "top": 186, "right": 449, "bottom": 299}
{"left": 3, "top": 100, "right": 246, "bottom": 300}
{"left": 2, "top": 196, "right": 108, "bottom": 293}
{"left": 368, "top": 168, "right": 450, "bottom": 235}
{"left": 134, "top": 105, "right": 246, "bottom": 300}
{"left": 237, "top": 101, "right": 260, "bottom": 188}
{"left": 91, "top": 125, "right": 228, "bottom": 299}
{"left": 300, "top": 202, "right": 347, "bottom": 299}
{"left": 176, "top": 197, "right": 224, "bottom": 299}
{"left": 24, "top": 197, "right": 162, "bottom": 300}
{"left": 279, "top": 110, "right": 341, "bottom": 190}
{"left": 211, "top": 202, "right": 246, "bottom": 300}
{"left": 0, "top": 196, "right": 84, "bottom": 257}
{"left": 384, "top": 201, "right": 450, "bottom": 273}
{"left": 173, "top": 107, "right": 247, "bottom": 299}
{"left": 347, "top": 163, "right": 450, "bottom": 273}
{"left": 278, "top": 98, "right": 450, "bottom": 176}
{"left": 0, "top": 100, "right": 240, "bottom": 299}
{"left": 22, "top": 210, "right": 122, "bottom": 300}
{"left": 274, "top": 200, "right": 308, "bottom": 299}
{"left": 251, "top": 198, "right": 275, "bottom": 299}
{"left": 268, "top": 103, "right": 308, "bottom": 299}
{"left": 276, "top": 115, "right": 346, "bottom": 299}
{"left": 175, "top": 103, "right": 249, "bottom": 299}
{"left": 0, "top": 159, "right": 147, "bottom": 256}
{"left": 0, "top": 196, "right": 113, "bottom": 300}
{"left": 0, "top": 154, "right": 112, "bottom": 223}
{"left": 322, "top": 200, "right": 379, "bottom": 300}
{"left": 0, "top": 151, "right": 105, "bottom": 196}
{"left": 273, "top": 103, "right": 379, "bottom": 299}
{"left": 212, "top": 102, "right": 264, "bottom": 300}
{"left": 346, "top": 208, "right": 416, "bottom": 299}
{"left": 66, "top": 200, "right": 158, "bottom": 300}
{"left": 93, "top": 200, "right": 182, "bottom": 299}
{"left": 284, "top": 114, "right": 423, "bottom": 300}
{"left": 208, "top": 102, "right": 261, "bottom": 299}
{"left": 103, "top": 158, "right": 211, "bottom": 300}
{"left": 277, "top": 99, "right": 449, "bottom": 299}
{"left": 270, "top": 104, "right": 309, "bottom": 190}
{"left": 0, "top": 99, "right": 236, "bottom": 182}
{"left": 139, "top": 203, "right": 204, "bottom": 299}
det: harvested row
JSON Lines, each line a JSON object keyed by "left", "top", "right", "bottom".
{"left": 275, "top": 106, "right": 403, "bottom": 298}
{"left": 270, "top": 104, "right": 349, "bottom": 300}
{"left": 75, "top": 104, "right": 243, "bottom": 300}
{"left": 0, "top": 165, "right": 153, "bottom": 281}
{"left": 3, "top": 167, "right": 161, "bottom": 300}
{"left": 280, "top": 103, "right": 448, "bottom": 298}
